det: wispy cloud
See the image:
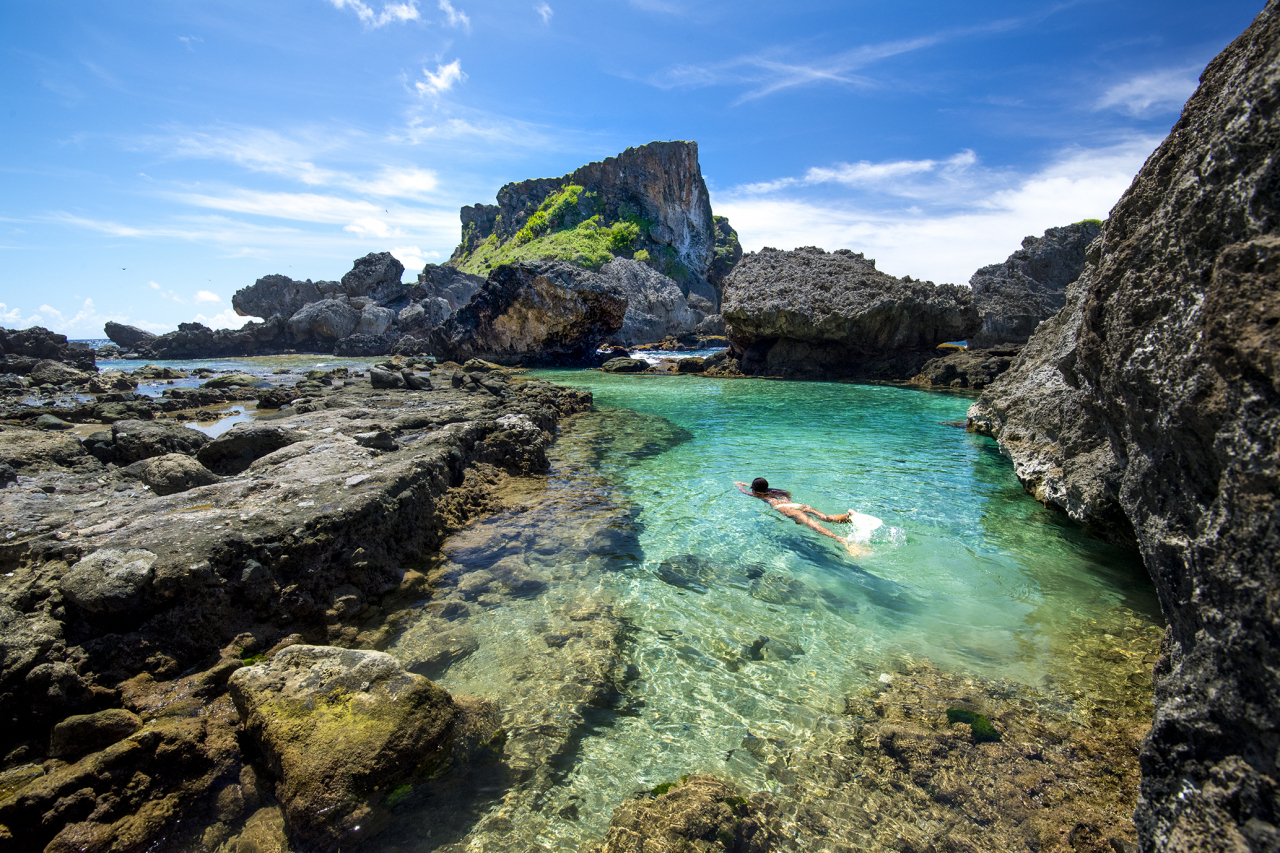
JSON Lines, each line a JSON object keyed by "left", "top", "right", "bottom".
{"left": 194, "top": 290, "right": 222, "bottom": 303}
{"left": 535, "top": 2, "right": 553, "bottom": 24}
{"left": 716, "top": 136, "right": 1158, "bottom": 286}
{"left": 141, "top": 127, "right": 440, "bottom": 198}
{"left": 178, "top": 35, "right": 202, "bottom": 51}
{"left": 327, "top": 0, "right": 421, "bottom": 27}
{"left": 1096, "top": 67, "right": 1200, "bottom": 117}
{"left": 651, "top": 10, "right": 1066, "bottom": 104}
{"left": 415, "top": 59, "right": 467, "bottom": 96}
{"left": 738, "top": 151, "right": 978, "bottom": 195}
{"left": 438, "top": 0, "right": 470, "bottom": 31}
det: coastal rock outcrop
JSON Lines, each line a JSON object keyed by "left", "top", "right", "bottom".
{"left": 1, "top": 326, "right": 96, "bottom": 375}
{"left": 968, "top": 221, "right": 1102, "bottom": 348}
{"left": 910, "top": 345, "right": 1021, "bottom": 391}
{"left": 428, "top": 262, "right": 627, "bottom": 365}
{"left": 722, "top": 246, "right": 980, "bottom": 378}
{"left": 968, "top": 3, "right": 1280, "bottom": 847}
{"left": 0, "top": 369, "right": 592, "bottom": 851}
{"left": 102, "top": 322, "right": 156, "bottom": 352}
{"left": 447, "top": 140, "right": 737, "bottom": 330}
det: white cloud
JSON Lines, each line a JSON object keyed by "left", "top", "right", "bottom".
{"left": 651, "top": 12, "right": 1053, "bottom": 104}
{"left": 191, "top": 309, "right": 253, "bottom": 329}
{"left": 327, "top": 0, "right": 421, "bottom": 27}
{"left": 25, "top": 298, "right": 133, "bottom": 337}
{"left": 439, "top": 0, "right": 470, "bottom": 31}
{"left": 148, "top": 280, "right": 161, "bottom": 289}
{"left": 345, "top": 217, "right": 396, "bottom": 238}
{"left": 1096, "top": 67, "right": 1200, "bottom": 117}
{"left": 391, "top": 244, "right": 440, "bottom": 270}
{"left": 535, "top": 2, "right": 553, "bottom": 24}
{"left": 416, "top": 59, "right": 466, "bottom": 96}
{"left": 350, "top": 166, "right": 439, "bottom": 197}
{"left": 194, "top": 290, "right": 222, "bottom": 303}
{"left": 0, "top": 302, "right": 43, "bottom": 328}
{"left": 178, "top": 35, "right": 202, "bottom": 50}
{"left": 715, "top": 137, "right": 1159, "bottom": 287}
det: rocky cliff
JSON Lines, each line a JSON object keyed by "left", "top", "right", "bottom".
{"left": 968, "top": 3, "right": 1280, "bottom": 848}
{"left": 969, "top": 221, "right": 1102, "bottom": 348}
{"left": 722, "top": 246, "right": 979, "bottom": 378}
{"left": 447, "top": 141, "right": 726, "bottom": 309}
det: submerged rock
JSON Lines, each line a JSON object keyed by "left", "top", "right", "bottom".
{"left": 227, "top": 645, "right": 474, "bottom": 848}
{"left": 968, "top": 3, "right": 1280, "bottom": 846}
{"left": 592, "top": 774, "right": 779, "bottom": 853}
{"left": 722, "top": 246, "right": 980, "bottom": 379}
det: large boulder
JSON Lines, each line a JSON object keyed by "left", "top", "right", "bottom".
{"left": 722, "top": 246, "right": 980, "bottom": 379}
{"left": 103, "top": 322, "right": 157, "bottom": 351}
{"left": 354, "top": 305, "right": 396, "bottom": 337}
{"left": 111, "top": 419, "right": 210, "bottom": 464}
{"left": 228, "top": 645, "right": 484, "bottom": 849}
{"left": 968, "top": 4, "right": 1280, "bottom": 847}
{"left": 139, "top": 453, "right": 219, "bottom": 495}
{"left": 968, "top": 221, "right": 1102, "bottom": 348}
{"left": 28, "top": 359, "right": 91, "bottom": 387}
{"left": 340, "top": 252, "right": 406, "bottom": 304}
{"left": 232, "top": 274, "right": 330, "bottom": 320}
{"left": 427, "top": 263, "right": 627, "bottom": 365}
{"left": 286, "top": 298, "right": 360, "bottom": 343}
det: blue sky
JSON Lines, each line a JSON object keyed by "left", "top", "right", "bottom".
{"left": 0, "top": 0, "right": 1264, "bottom": 336}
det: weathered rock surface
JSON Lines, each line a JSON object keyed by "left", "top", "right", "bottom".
{"left": 595, "top": 258, "right": 710, "bottom": 346}
{"left": 139, "top": 453, "right": 219, "bottom": 496}
{"left": 0, "top": 326, "right": 96, "bottom": 374}
{"left": 110, "top": 418, "right": 210, "bottom": 464}
{"left": 285, "top": 297, "right": 360, "bottom": 343}
{"left": 102, "top": 322, "right": 157, "bottom": 351}
{"left": 429, "top": 263, "right": 627, "bottom": 365}
{"left": 195, "top": 423, "right": 305, "bottom": 475}
{"left": 968, "top": 4, "right": 1280, "bottom": 848}
{"left": 969, "top": 221, "right": 1102, "bottom": 348}
{"left": 48, "top": 708, "right": 142, "bottom": 758}
{"left": 723, "top": 246, "right": 980, "bottom": 378}
{"left": 232, "top": 273, "right": 331, "bottom": 321}
{"left": 0, "top": 371, "right": 592, "bottom": 851}
{"left": 709, "top": 214, "right": 744, "bottom": 291}
{"left": 910, "top": 345, "right": 1021, "bottom": 391}
{"left": 229, "top": 645, "right": 487, "bottom": 848}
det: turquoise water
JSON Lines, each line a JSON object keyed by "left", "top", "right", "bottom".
{"left": 535, "top": 371, "right": 1156, "bottom": 682}
{"left": 377, "top": 370, "right": 1159, "bottom": 851}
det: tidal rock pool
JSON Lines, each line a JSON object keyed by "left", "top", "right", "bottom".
{"left": 373, "top": 372, "right": 1160, "bottom": 852}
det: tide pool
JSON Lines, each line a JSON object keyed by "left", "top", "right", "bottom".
{"left": 381, "top": 370, "right": 1159, "bottom": 851}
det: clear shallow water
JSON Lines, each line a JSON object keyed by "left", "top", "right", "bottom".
{"left": 379, "top": 371, "right": 1159, "bottom": 852}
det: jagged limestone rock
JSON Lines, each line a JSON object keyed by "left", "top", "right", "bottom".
{"left": 969, "top": 3, "right": 1280, "bottom": 847}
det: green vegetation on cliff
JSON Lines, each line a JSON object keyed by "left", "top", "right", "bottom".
{"left": 452, "top": 182, "right": 672, "bottom": 277}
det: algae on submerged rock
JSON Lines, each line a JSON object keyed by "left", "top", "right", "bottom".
{"left": 228, "top": 644, "right": 500, "bottom": 849}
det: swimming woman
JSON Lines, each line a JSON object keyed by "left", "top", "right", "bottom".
{"left": 734, "top": 477, "right": 867, "bottom": 557}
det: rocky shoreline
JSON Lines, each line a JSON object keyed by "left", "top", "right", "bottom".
{"left": 0, "top": 357, "right": 594, "bottom": 851}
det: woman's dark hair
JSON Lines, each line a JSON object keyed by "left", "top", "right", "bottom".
{"left": 751, "top": 477, "right": 769, "bottom": 493}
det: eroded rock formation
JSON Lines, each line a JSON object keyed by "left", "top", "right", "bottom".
{"left": 969, "top": 221, "right": 1102, "bottom": 348}
{"left": 968, "top": 3, "right": 1280, "bottom": 847}
{"left": 722, "top": 246, "right": 980, "bottom": 378}
{"left": 428, "top": 262, "right": 628, "bottom": 365}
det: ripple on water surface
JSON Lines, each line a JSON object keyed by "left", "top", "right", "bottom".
{"left": 382, "top": 372, "right": 1159, "bottom": 852}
